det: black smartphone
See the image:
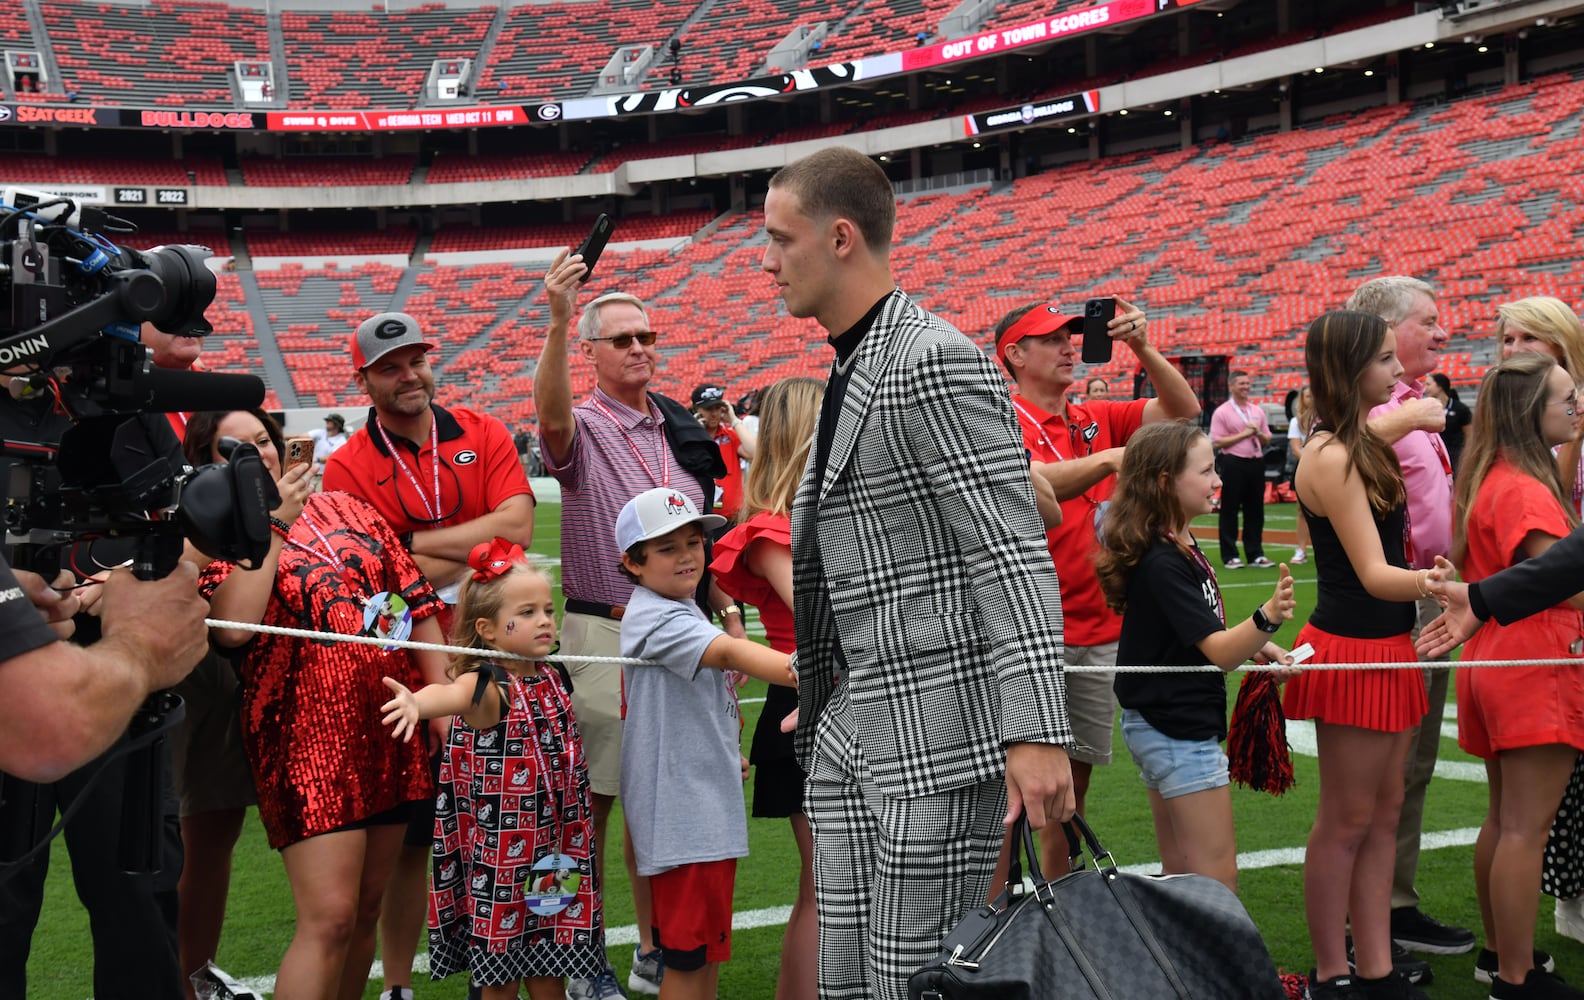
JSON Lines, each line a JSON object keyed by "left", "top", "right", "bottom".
{"left": 573, "top": 213, "right": 614, "bottom": 282}
{"left": 1081, "top": 297, "right": 1116, "bottom": 364}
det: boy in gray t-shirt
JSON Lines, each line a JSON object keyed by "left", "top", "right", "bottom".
{"left": 614, "top": 488, "right": 796, "bottom": 997}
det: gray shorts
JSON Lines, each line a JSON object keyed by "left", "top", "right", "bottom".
{"left": 1063, "top": 641, "right": 1119, "bottom": 766}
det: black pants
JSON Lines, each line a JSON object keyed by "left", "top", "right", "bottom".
{"left": 1218, "top": 453, "right": 1266, "bottom": 564}
{"left": 0, "top": 747, "right": 184, "bottom": 999}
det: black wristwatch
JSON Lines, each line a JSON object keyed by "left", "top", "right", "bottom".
{"left": 1252, "top": 606, "right": 1282, "bottom": 634}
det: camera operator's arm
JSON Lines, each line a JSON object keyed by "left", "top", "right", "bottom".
{"left": 0, "top": 561, "right": 209, "bottom": 783}
{"left": 208, "top": 465, "right": 312, "bottom": 647}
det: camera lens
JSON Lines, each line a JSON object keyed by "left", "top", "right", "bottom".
{"left": 136, "top": 244, "right": 217, "bottom": 336}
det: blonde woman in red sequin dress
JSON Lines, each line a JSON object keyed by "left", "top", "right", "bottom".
{"left": 190, "top": 408, "right": 451, "bottom": 1000}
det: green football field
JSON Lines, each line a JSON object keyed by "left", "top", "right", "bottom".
{"left": 26, "top": 503, "right": 1570, "bottom": 999}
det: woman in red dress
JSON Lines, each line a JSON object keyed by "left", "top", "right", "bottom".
{"left": 1453, "top": 353, "right": 1584, "bottom": 996}
{"left": 710, "top": 376, "right": 823, "bottom": 1000}
{"left": 189, "top": 408, "right": 451, "bottom": 1000}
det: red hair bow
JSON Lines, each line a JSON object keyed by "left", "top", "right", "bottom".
{"left": 469, "top": 537, "right": 525, "bottom": 582}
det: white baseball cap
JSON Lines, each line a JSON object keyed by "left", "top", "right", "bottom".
{"left": 615, "top": 488, "right": 726, "bottom": 552}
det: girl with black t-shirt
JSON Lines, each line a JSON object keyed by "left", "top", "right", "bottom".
{"left": 1096, "top": 421, "right": 1296, "bottom": 893}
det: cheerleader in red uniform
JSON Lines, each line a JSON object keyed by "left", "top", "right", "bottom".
{"left": 192, "top": 408, "right": 451, "bottom": 1000}
{"left": 1453, "top": 353, "right": 1584, "bottom": 998}
{"left": 1283, "top": 312, "right": 1435, "bottom": 999}
{"left": 709, "top": 376, "right": 824, "bottom": 1000}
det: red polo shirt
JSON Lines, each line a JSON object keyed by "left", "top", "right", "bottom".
{"left": 322, "top": 403, "right": 533, "bottom": 535}
{"left": 1011, "top": 392, "right": 1148, "bottom": 647}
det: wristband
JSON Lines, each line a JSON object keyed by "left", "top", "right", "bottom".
{"left": 399, "top": 530, "right": 414, "bottom": 550}
{"left": 717, "top": 603, "right": 743, "bottom": 623}
{"left": 269, "top": 516, "right": 292, "bottom": 538}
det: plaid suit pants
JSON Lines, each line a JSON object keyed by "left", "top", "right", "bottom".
{"left": 805, "top": 686, "right": 1007, "bottom": 1000}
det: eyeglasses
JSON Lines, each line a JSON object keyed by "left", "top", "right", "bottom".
{"left": 589, "top": 331, "right": 658, "bottom": 349}
{"left": 1549, "top": 392, "right": 1578, "bottom": 416}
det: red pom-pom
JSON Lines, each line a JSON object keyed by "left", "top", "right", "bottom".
{"left": 1227, "top": 671, "right": 1294, "bottom": 796}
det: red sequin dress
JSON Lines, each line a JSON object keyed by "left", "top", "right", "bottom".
{"left": 429, "top": 665, "right": 604, "bottom": 985}
{"left": 199, "top": 490, "right": 440, "bottom": 849}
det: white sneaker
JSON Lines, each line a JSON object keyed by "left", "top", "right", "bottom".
{"left": 1557, "top": 895, "right": 1584, "bottom": 943}
{"left": 1291, "top": 546, "right": 1307, "bottom": 564}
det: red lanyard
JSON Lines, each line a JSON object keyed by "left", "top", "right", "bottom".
{"left": 375, "top": 418, "right": 444, "bottom": 525}
{"left": 1165, "top": 530, "right": 1223, "bottom": 625}
{"left": 284, "top": 512, "right": 368, "bottom": 597}
{"left": 589, "top": 396, "right": 670, "bottom": 488}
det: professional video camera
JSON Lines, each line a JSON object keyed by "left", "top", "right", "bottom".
{"left": 0, "top": 189, "right": 277, "bottom": 875}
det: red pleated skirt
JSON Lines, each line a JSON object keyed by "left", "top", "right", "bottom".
{"left": 1281, "top": 623, "right": 1426, "bottom": 733}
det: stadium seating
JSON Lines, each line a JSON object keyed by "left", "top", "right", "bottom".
{"left": 280, "top": 5, "right": 497, "bottom": 109}
{"left": 247, "top": 229, "right": 418, "bottom": 258}
{"left": 426, "top": 150, "right": 596, "bottom": 184}
{"left": 475, "top": 0, "right": 695, "bottom": 102}
{"left": 0, "top": 154, "right": 228, "bottom": 187}
{"left": 238, "top": 156, "right": 418, "bottom": 189}
{"left": 428, "top": 212, "right": 714, "bottom": 253}
{"left": 431, "top": 73, "right": 1583, "bottom": 412}
{"left": 38, "top": 0, "right": 268, "bottom": 106}
{"left": 670, "top": 0, "right": 850, "bottom": 84}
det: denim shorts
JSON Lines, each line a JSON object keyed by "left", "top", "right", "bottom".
{"left": 1120, "top": 709, "right": 1230, "bottom": 800}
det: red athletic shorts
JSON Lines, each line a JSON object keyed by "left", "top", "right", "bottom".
{"left": 649, "top": 858, "right": 736, "bottom": 970}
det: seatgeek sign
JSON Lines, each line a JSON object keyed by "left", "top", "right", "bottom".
{"left": 0, "top": 0, "right": 1196, "bottom": 132}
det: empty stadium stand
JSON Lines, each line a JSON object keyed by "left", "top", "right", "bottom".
{"left": 38, "top": 0, "right": 269, "bottom": 105}
{"left": 474, "top": 0, "right": 694, "bottom": 102}
{"left": 225, "top": 73, "right": 1584, "bottom": 421}
{"left": 280, "top": 5, "right": 497, "bottom": 109}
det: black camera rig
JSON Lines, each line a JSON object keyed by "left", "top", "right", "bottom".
{"left": 0, "top": 190, "right": 276, "bottom": 876}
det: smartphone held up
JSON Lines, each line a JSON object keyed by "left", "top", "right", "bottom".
{"left": 1081, "top": 297, "right": 1116, "bottom": 365}
{"left": 573, "top": 214, "right": 614, "bottom": 283}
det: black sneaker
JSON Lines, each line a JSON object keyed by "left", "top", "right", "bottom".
{"left": 1348, "top": 936, "right": 1432, "bottom": 985}
{"left": 1307, "top": 971, "right": 1370, "bottom": 999}
{"left": 1391, "top": 906, "right": 1476, "bottom": 955}
{"left": 1477, "top": 948, "right": 1558, "bottom": 985}
{"left": 1358, "top": 970, "right": 1432, "bottom": 999}
{"left": 1490, "top": 968, "right": 1584, "bottom": 999}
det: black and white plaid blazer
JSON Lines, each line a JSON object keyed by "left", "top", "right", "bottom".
{"left": 791, "top": 289, "right": 1072, "bottom": 798}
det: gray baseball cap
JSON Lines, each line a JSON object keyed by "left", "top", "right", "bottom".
{"left": 352, "top": 312, "right": 435, "bottom": 370}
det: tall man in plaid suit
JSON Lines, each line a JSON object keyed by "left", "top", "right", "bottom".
{"left": 762, "top": 146, "right": 1076, "bottom": 1000}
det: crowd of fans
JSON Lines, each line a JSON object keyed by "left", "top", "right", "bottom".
{"left": 6, "top": 145, "right": 1584, "bottom": 1000}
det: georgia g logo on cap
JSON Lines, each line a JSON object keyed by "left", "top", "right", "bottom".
{"left": 375, "top": 319, "right": 408, "bottom": 340}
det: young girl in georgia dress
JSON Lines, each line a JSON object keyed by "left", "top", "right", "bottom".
{"left": 1094, "top": 420, "right": 1296, "bottom": 894}
{"left": 381, "top": 539, "right": 604, "bottom": 1000}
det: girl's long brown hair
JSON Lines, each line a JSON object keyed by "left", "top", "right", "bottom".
{"left": 1303, "top": 310, "right": 1403, "bottom": 516}
{"left": 1452, "top": 352, "right": 1578, "bottom": 568}
{"left": 1095, "top": 421, "right": 1208, "bottom": 615}
{"left": 740, "top": 377, "right": 825, "bottom": 521}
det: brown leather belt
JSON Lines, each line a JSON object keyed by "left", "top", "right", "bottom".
{"left": 565, "top": 599, "right": 626, "bottom": 621}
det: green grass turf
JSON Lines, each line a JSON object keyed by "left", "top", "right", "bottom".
{"left": 28, "top": 502, "right": 1568, "bottom": 999}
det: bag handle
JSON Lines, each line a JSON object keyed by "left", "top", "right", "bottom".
{"left": 1004, "top": 810, "right": 1117, "bottom": 897}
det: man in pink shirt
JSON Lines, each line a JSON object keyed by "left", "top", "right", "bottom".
{"left": 1350, "top": 276, "right": 1473, "bottom": 974}
{"left": 1210, "top": 371, "right": 1273, "bottom": 569}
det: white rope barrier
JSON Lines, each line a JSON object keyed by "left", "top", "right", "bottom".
{"left": 202, "top": 619, "right": 651, "bottom": 665}
{"left": 204, "top": 619, "right": 1581, "bottom": 673}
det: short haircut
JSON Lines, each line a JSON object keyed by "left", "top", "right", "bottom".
{"left": 1345, "top": 276, "right": 1436, "bottom": 326}
{"left": 1230, "top": 369, "right": 1250, "bottom": 381}
{"left": 577, "top": 291, "right": 649, "bottom": 342}
{"left": 768, "top": 147, "right": 896, "bottom": 253}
